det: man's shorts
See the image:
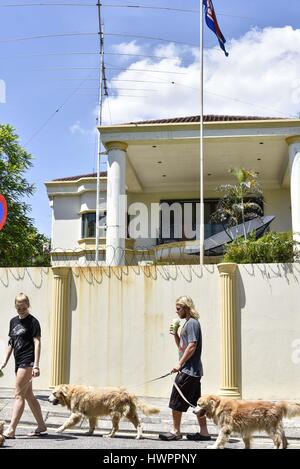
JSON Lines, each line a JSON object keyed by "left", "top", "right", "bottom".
{"left": 169, "top": 371, "right": 201, "bottom": 412}
{"left": 15, "top": 362, "right": 34, "bottom": 374}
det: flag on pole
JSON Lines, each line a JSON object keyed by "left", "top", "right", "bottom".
{"left": 203, "top": 0, "right": 229, "bottom": 56}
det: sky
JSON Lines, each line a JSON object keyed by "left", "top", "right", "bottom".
{"left": 1, "top": 0, "right": 300, "bottom": 237}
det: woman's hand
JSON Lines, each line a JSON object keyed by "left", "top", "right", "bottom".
{"left": 32, "top": 367, "right": 40, "bottom": 378}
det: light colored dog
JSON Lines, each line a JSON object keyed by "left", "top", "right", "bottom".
{"left": 48, "top": 384, "right": 160, "bottom": 439}
{"left": 0, "top": 421, "right": 5, "bottom": 447}
{"left": 194, "top": 394, "right": 300, "bottom": 449}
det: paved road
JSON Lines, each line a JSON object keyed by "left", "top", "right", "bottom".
{"left": 2, "top": 422, "right": 300, "bottom": 450}
{"left": 2, "top": 389, "right": 300, "bottom": 453}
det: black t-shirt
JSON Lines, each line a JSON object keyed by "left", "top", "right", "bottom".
{"left": 8, "top": 314, "right": 41, "bottom": 366}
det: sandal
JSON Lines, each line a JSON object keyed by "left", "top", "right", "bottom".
{"left": 3, "top": 431, "right": 16, "bottom": 439}
{"left": 159, "top": 432, "right": 182, "bottom": 441}
{"left": 186, "top": 432, "right": 211, "bottom": 441}
{"left": 27, "top": 429, "right": 48, "bottom": 437}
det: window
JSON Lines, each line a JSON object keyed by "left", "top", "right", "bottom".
{"left": 157, "top": 198, "right": 263, "bottom": 245}
{"left": 81, "top": 212, "right": 106, "bottom": 238}
{"left": 158, "top": 199, "right": 222, "bottom": 244}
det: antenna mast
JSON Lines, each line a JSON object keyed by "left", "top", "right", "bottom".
{"left": 95, "top": 0, "right": 105, "bottom": 264}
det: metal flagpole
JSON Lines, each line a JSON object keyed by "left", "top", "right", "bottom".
{"left": 199, "top": 0, "right": 204, "bottom": 266}
{"left": 95, "top": 0, "right": 104, "bottom": 264}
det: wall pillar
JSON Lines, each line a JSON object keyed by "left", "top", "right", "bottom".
{"left": 217, "top": 263, "right": 240, "bottom": 398}
{"left": 50, "top": 267, "right": 70, "bottom": 387}
{"left": 286, "top": 136, "right": 300, "bottom": 245}
{"left": 105, "top": 141, "right": 127, "bottom": 266}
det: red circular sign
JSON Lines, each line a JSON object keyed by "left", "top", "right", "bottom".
{"left": 0, "top": 195, "right": 8, "bottom": 231}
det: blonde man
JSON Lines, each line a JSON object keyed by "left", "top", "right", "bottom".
{"left": 159, "top": 296, "right": 210, "bottom": 441}
{"left": 0, "top": 293, "right": 47, "bottom": 438}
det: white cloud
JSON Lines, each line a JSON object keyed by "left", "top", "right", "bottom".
{"left": 110, "top": 40, "right": 144, "bottom": 62}
{"left": 69, "top": 121, "right": 86, "bottom": 134}
{"left": 102, "top": 26, "right": 300, "bottom": 125}
{"left": 69, "top": 121, "right": 97, "bottom": 136}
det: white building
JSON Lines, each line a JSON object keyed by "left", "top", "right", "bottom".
{"left": 45, "top": 115, "right": 300, "bottom": 266}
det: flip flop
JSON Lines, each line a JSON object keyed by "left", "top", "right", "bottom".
{"left": 3, "top": 432, "right": 16, "bottom": 439}
{"left": 158, "top": 432, "right": 182, "bottom": 441}
{"left": 186, "top": 432, "right": 211, "bottom": 441}
{"left": 27, "top": 430, "right": 48, "bottom": 437}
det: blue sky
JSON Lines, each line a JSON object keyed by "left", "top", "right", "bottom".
{"left": 1, "top": 0, "right": 300, "bottom": 237}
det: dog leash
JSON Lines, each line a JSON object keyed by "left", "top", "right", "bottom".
{"left": 127, "top": 371, "right": 173, "bottom": 390}
{"left": 127, "top": 371, "right": 196, "bottom": 409}
{"left": 170, "top": 373, "right": 196, "bottom": 409}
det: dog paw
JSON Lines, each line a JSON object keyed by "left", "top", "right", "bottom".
{"left": 103, "top": 433, "right": 113, "bottom": 438}
{"left": 207, "top": 444, "right": 219, "bottom": 449}
{"left": 56, "top": 427, "right": 65, "bottom": 433}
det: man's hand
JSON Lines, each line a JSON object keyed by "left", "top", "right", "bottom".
{"left": 32, "top": 367, "right": 40, "bottom": 378}
{"left": 171, "top": 363, "right": 182, "bottom": 373}
{"left": 0, "top": 363, "right": 6, "bottom": 370}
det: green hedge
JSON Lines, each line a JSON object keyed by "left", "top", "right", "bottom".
{"left": 223, "top": 231, "right": 298, "bottom": 264}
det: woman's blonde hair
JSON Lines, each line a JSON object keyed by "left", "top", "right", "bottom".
{"left": 15, "top": 293, "right": 30, "bottom": 307}
{"left": 176, "top": 296, "right": 199, "bottom": 319}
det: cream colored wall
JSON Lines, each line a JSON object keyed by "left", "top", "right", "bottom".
{"left": 68, "top": 265, "right": 220, "bottom": 397}
{"left": 52, "top": 196, "right": 80, "bottom": 249}
{"left": 0, "top": 268, "right": 53, "bottom": 388}
{"left": 238, "top": 263, "right": 300, "bottom": 399}
{"left": 264, "top": 189, "right": 292, "bottom": 232}
{"left": 80, "top": 191, "right": 107, "bottom": 213}
{"left": 1, "top": 265, "right": 299, "bottom": 399}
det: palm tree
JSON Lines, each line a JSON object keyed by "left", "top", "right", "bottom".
{"left": 211, "top": 168, "right": 264, "bottom": 240}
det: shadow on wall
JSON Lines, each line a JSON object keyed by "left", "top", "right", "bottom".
{"left": 69, "top": 264, "right": 218, "bottom": 286}
{"left": 64, "top": 273, "right": 78, "bottom": 383}
{"left": 236, "top": 268, "right": 246, "bottom": 398}
{"left": 0, "top": 267, "right": 50, "bottom": 288}
{"left": 239, "top": 263, "right": 300, "bottom": 286}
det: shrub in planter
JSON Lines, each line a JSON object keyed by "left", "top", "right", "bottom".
{"left": 223, "top": 231, "right": 298, "bottom": 264}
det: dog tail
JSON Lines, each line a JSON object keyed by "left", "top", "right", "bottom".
{"left": 136, "top": 401, "right": 160, "bottom": 416}
{"left": 282, "top": 402, "right": 300, "bottom": 418}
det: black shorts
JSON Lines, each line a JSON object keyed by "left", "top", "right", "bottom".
{"left": 15, "top": 362, "right": 34, "bottom": 374}
{"left": 169, "top": 372, "right": 201, "bottom": 412}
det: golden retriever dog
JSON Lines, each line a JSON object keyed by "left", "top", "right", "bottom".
{"left": 194, "top": 394, "right": 300, "bottom": 449}
{"left": 0, "top": 421, "right": 5, "bottom": 447}
{"left": 48, "top": 384, "right": 160, "bottom": 439}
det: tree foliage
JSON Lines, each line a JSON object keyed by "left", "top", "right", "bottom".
{"left": 0, "top": 124, "right": 50, "bottom": 267}
{"left": 211, "top": 168, "right": 264, "bottom": 239}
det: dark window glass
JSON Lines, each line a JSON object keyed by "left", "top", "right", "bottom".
{"left": 82, "top": 212, "right": 106, "bottom": 238}
{"left": 157, "top": 198, "right": 263, "bottom": 245}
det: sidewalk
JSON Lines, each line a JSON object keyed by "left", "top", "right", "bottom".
{"left": 1, "top": 388, "right": 300, "bottom": 440}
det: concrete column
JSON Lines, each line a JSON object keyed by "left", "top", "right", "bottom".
{"left": 217, "top": 263, "right": 240, "bottom": 399}
{"left": 105, "top": 141, "right": 128, "bottom": 266}
{"left": 50, "top": 267, "right": 70, "bottom": 387}
{"left": 286, "top": 136, "right": 300, "bottom": 245}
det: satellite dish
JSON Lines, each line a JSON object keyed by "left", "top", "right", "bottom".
{"left": 185, "top": 216, "right": 276, "bottom": 256}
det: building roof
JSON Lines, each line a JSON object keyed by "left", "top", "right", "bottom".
{"left": 52, "top": 114, "right": 289, "bottom": 182}
{"left": 52, "top": 171, "right": 107, "bottom": 182}
{"left": 127, "top": 115, "right": 284, "bottom": 124}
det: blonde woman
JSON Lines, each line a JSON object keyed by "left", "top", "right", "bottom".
{"left": 0, "top": 293, "right": 47, "bottom": 438}
{"left": 159, "top": 296, "right": 211, "bottom": 441}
